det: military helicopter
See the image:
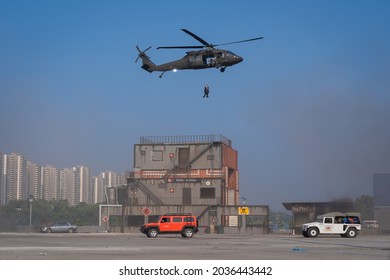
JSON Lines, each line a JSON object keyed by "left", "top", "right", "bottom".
{"left": 136, "top": 29, "right": 263, "bottom": 78}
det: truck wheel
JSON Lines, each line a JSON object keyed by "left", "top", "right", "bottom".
{"left": 346, "top": 228, "right": 357, "bottom": 238}
{"left": 307, "top": 227, "right": 319, "bottom": 237}
{"left": 147, "top": 228, "right": 158, "bottom": 238}
{"left": 182, "top": 228, "right": 194, "bottom": 238}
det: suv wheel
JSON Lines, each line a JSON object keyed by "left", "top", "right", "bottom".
{"left": 181, "top": 228, "right": 194, "bottom": 238}
{"left": 147, "top": 228, "right": 158, "bottom": 238}
{"left": 307, "top": 227, "right": 319, "bottom": 237}
{"left": 68, "top": 228, "right": 74, "bottom": 233}
{"left": 346, "top": 228, "right": 357, "bottom": 238}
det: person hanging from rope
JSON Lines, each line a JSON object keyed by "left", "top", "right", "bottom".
{"left": 203, "top": 84, "right": 209, "bottom": 98}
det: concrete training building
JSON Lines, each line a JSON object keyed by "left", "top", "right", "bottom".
{"left": 102, "top": 134, "right": 269, "bottom": 234}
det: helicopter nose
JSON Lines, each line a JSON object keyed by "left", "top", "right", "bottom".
{"left": 235, "top": 55, "right": 243, "bottom": 63}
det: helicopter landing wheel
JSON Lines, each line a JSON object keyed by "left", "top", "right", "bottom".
{"left": 220, "top": 67, "right": 226, "bottom": 73}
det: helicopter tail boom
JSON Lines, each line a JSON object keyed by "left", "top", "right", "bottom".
{"left": 135, "top": 46, "right": 156, "bottom": 73}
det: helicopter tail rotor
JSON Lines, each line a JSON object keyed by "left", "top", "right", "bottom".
{"left": 135, "top": 46, "right": 156, "bottom": 73}
{"left": 135, "top": 46, "right": 152, "bottom": 63}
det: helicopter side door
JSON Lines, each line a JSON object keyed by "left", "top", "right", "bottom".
{"left": 189, "top": 54, "right": 207, "bottom": 69}
{"left": 202, "top": 54, "right": 216, "bottom": 67}
{"left": 203, "top": 52, "right": 225, "bottom": 67}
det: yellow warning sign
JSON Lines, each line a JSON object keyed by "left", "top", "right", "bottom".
{"left": 238, "top": 207, "right": 249, "bottom": 215}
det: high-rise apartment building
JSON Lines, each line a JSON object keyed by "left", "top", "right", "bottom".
{"left": 92, "top": 176, "right": 104, "bottom": 204}
{"left": 0, "top": 151, "right": 125, "bottom": 206}
{"left": 42, "top": 166, "right": 60, "bottom": 201}
{"left": 75, "top": 165, "right": 92, "bottom": 204}
{"left": 26, "top": 160, "right": 42, "bottom": 200}
{"left": 61, "top": 166, "right": 97, "bottom": 205}
{"left": 61, "top": 167, "right": 76, "bottom": 205}
{"left": 6, "top": 153, "right": 27, "bottom": 201}
{"left": 0, "top": 152, "right": 7, "bottom": 205}
{"left": 92, "top": 171, "right": 126, "bottom": 204}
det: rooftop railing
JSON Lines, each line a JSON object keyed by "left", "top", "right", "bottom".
{"left": 140, "top": 134, "right": 232, "bottom": 147}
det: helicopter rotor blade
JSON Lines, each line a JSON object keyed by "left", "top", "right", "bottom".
{"left": 181, "top": 29, "right": 211, "bottom": 47}
{"left": 214, "top": 37, "right": 264, "bottom": 47}
{"left": 156, "top": 30, "right": 263, "bottom": 50}
{"left": 157, "top": 45, "right": 205, "bottom": 50}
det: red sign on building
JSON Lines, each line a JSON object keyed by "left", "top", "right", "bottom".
{"left": 142, "top": 207, "right": 151, "bottom": 216}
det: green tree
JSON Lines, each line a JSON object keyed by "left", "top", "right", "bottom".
{"left": 31, "top": 199, "right": 56, "bottom": 226}
{"left": 0, "top": 199, "right": 100, "bottom": 230}
{"left": 51, "top": 200, "right": 76, "bottom": 223}
{"left": 72, "top": 202, "right": 99, "bottom": 225}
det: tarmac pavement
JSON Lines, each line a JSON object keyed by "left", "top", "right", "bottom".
{"left": 0, "top": 232, "right": 389, "bottom": 260}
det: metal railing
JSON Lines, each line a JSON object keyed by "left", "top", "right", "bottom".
{"left": 127, "top": 196, "right": 221, "bottom": 206}
{"left": 131, "top": 179, "right": 165, "bottom": 205}
{"left": 127, "top": 169, "right": 225, "bottom": 179}
{"left": 140, "top": 134, "right": 232, "bottom": 147}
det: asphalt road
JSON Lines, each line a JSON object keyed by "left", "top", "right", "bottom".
{"left": 0, "top": 232, "right": 389, "bottom": 260}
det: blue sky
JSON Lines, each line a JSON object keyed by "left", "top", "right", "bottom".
{"left": 1, "top": 1, "right": 390, "bottom": 211}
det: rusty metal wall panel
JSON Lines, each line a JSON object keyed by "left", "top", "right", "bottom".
{"left": 222, "top": 143, "right": 238, "bottom": 170}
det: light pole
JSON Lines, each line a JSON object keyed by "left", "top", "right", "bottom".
{"left": 28, "top": 195, "right": 34, "bottom": 229}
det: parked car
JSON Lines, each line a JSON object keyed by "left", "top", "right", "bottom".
{"left": 41, "top": 222, "right": 78, "bottom": 233}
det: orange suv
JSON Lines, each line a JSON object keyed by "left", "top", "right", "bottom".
{"left": 139, "top": 213, "right": 198, "bottom": 238}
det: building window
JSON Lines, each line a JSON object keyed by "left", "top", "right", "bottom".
{"left": 152, "top": 151, "right": 163, "bottom": 161}
{"left": 200, "top": 188, "right": 215, "bottom": 199}
{"left": 221, "top": 215, "right": 242, "bottom": 227}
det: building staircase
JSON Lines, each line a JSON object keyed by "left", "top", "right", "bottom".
{"left": 163, "top": 142, "right": 214, "bottom": 179}
{"left": 130, "top": 178, "right": 165, "bottom": 205}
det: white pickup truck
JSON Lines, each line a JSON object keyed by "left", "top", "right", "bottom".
{"left": 302, "top": 212, "right": 361, "bottom": 238}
